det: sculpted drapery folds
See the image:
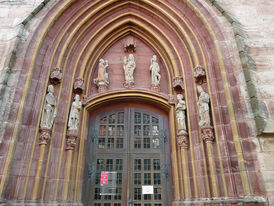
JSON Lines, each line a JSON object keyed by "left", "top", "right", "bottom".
{"left": 197, "top": 85, "right": 211, "bottom": 127}
{"left": 94, "top": 58, "right": 109, "bottom": 87}
{"left": 176, "top": 94, "right": 187, "bottom": 135}
{"left": 68, "top": 94, "right": 82, "bottom": 131}
{"left": 123, "top": 54, "right": 136, "bottom": 87}
{"left": 40, "top": 85, "right": 57, "bottom": 130}
{"left": 150, "top": 55, "right": 161, "bottom": 85}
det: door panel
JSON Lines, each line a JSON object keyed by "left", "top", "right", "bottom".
{"left": 84, "top": 107, "right": 170, "bottom": 206}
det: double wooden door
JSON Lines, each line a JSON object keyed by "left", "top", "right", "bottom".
{"left": 84, "top": 107, "right": 170, "bottom": 206}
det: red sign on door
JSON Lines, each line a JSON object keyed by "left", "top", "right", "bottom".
{"left": 100, "top": 173, "right": 109, "bottom": 185}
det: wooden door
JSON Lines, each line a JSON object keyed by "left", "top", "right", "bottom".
{"left": 84, "top": 107, "right": 170, "bottom": 206}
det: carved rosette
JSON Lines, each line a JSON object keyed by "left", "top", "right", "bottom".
{"left": 74, "top": 77, "right": 85, "bottom": 94}
{"left": 39, "top": 128, "right": 51, "bottom": 145}
{"left": 49, "top": 67, "right": 62, "bottom": 84}
{"left": 194, "top": 65, "right": 206, "bottom": 85}
{"left": 172, "top": 76, "right": 184, "bottom": 91}
{"left": 66, "top": 130, "right": 78, "bottom": 150}
{"left": 177, "top": 133, "right": 189, "bottom": 149}
{"left": 201, "top": 126, "right": 214, "bottom": 143}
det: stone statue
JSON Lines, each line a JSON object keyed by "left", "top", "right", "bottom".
{"left": 175, "top": 94, "right": 187, "bottom": 135}
{"left": 40, "top": 85, "right": 57, "bottom": 129}
{"left": 123, "top": 54, "right": 136, "bottom": 87}
{"left": 150, "top": 55, "right": 161, "bottom": 85}
{"left": 68, "top": 94, "right": 82, "bottom": 130}
{"left": 94, "top": 58, "right": 109, "bottom": 87}
{"left": 197, "top": 86, "right": 211, "bottom": 127}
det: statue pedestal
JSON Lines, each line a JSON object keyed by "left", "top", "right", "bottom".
{"left": 177, "top": 132, "right": 188, "bottom": 149}
{"left": 39, "top": 128, "right": 52, "bottom": 145}
{"left": 97, "top": 84, "right": 108, "bottom": 93}
{"left": 124, "top": 81, "right": 134, "bottom": 89}
{"left": 201, "top": 126, "right": 214, "bottom": 143}
{"left": 66, "top": 130, "right": 79, "bottom": 150}
{"left": 151, "top": 83, "right": 160, "bottom": 92}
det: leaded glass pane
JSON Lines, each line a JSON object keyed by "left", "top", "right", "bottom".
{"left": 153, "top": 159, "right": 160, "bottom": 170}
{"left": 152, "top": 138, "right": 160, "bottom": 149}
{"left": 143, "top": 114, "right": 150, "bottom": 124}
{"left": 144, "top": 203, "right": 152, "bottom": 206}
{"left": 143, "top": 125, "right": 150, "bottom": 136}
{"left": 109, "top": 114, "right": 115, "bottom": 124}
{"left": 154, "top": 188, "right": 162, "bottom": 200}
{"left": 144, "top": 159, "right": 151, "bottom": 171}
{"left": 134, "top": 173, "right": 141, "bottom": 185}
{"left": 144, "top": 194, "right": 152, "bottom": 200}
{"left": 116, "top": 173, "right": 122, "bottom": 185}
{"left": 108, "top": 125, "right": 115, "bottom": 136}
{"left": 117, "top": 112, "right": 124, "bottom": 123}
{"left": 144, "top": 173, "right": 151, "bottom": 185}
{"left": 134, "top": 188, "right": 141, "bottom": 200}
{"left": 152, "top": 125, "right": 159, "bottom": 136}
{"left": 134, "top": 138, "right": 141, "bottom": 148}
{"left": 100, "top": 116, "right": 107, "bottom": 124}
{"left": 116, "top": 159, "right": 123, "bottom": 170}
{"left": 144, "top": 138, "right": 150, "bottom": 149}
{"left": 134, "top": 159, "right": 141, "bottom": 171}
{"left": 106, "top": 159, "right": 113, "bottom": 171}
{"left": 134, "top": 112, "right": 141, "bottom": 124}
{"left": 94, "top": 188, "right": 101, "bottom": 200}
{"left": 99, "top": 125, "right": 106, "bottom": 136}
{"left": 96, "top": 159, "right": 104, "bottom": 170}
{"left": 107, "top": 138, "right": 114, "bottom": 148}
{"left": 114, "top": 188, "right": 122, "bottom": 200}
{"left": 134, "top": 125, "right": 141, "bottom": 136}
{"left": 152, "top": 116, "right": 159, "bottom": 124}
{"left": 116, "top": 138, "right": 123, "bottom": 148}
{"left": 117, "top": 125, "right": 124, "bottom": 136}
{"left": 98, "top": 138, "right": 105, "bottom": 149}
{"left": 154, "top": 173, "right": 161, "bottom": 184}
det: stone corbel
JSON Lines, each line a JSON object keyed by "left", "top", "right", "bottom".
{"left": 66, "top": 130, "right": 78, "bottom": 150}
{"left": 168, "top": 94, "right": 176, "bottom": 105}
{"left": 177, "top": 133, "right": 189, "bottom": 149}
{"left": 194, "top": 65, "right": 206, "bottom": 85}
{"left": 39, "top": 128, "right": 51, "bottom": 145}
{"left": 49, "top": 67, "right": 62, "bottom": 84}
{"left": 172, "top": 76, "right": 184, "bottom": 91}
{"left": 201, "top": 126, "right": 214, "bottom": 143}
{"left": 74, "top": 77, "right": 85, "bottom": 94}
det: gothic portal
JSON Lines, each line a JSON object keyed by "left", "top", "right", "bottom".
{"left": 0, "top": 0, "right": 268, "bottom": 205}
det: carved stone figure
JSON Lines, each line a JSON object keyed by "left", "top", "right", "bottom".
{"left": 176, "top": 94, "right": 188, "bottom": 149}
{"left": 123, "top": 54, "right": 136, "bottom": 88}
{"left": 176, "top": 94, "right": 187, "bottom": 135}
{"left": 74, "top": 77, "right": 85, "bottom": 93}
{"left": 94, "top": 59, "right": 109, "bottom": 88}
{"left": 68, "top": 94, "right": 82, "bottom": 130}
{"left": 172, "top": 76, "right": 184, "bottom": 91}
{"left": 40, "top": 85, "right": 57, "bottom": 130}
{"left": 49, "top": 67, "right": 62, "bottom": 84}
{"left": 197, "top": 86, "right": 211, "bottom": 127}
{"left": 150, "top": 55, "right": 161, "bottom": 85}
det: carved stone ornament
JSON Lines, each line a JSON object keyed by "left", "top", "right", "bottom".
{"left": 39, "top": 128, "right": 51, "bottom": 145}
{"left": 177, "top": 134, "right": 189, "bottom": 149}
{"left": 40, "top": 85, "right": 57, "bottom": 130}
{"left": 150, "top": 55, "right": 161, "bottom": 87}
{"left": 94, "top": 59, "right": 109, "bottom": 92}
{"left": 74, "top": 77, "right": 85, "bottom": 94}
{"left": 66, "top": 130, "right": 78, "bottom": 150}
{"left": 172, "top": 76, "right": 184, "bottom": 91}
{"left": 49, "top": 67, "right": 62, "bottom": 84}
{"left": 197, "top": 85, "right": 211, "bottom": 128}
{"left": 175, "top": 94, "right": 188, "bottom": 149}
{"left": 123, "top": 54, "right": 136, "bottom": 88}
{"left": 194, "top": 65, "right": 206, "bottom": 84}
{"left": 201, "top": 126, "right": 214, "bottom": 143}
{"left": 168, "top": 94, "right": 175, "bottom": 105}
{"left": 68, "top": 94, "right": 82, "bottom": 131}
{"left": 124, "top": 36, "right": 136, "bottom": 53}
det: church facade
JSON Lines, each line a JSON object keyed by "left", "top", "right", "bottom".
{"left": 0, "top": 0, "right": 273, "bottom": 205}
